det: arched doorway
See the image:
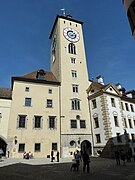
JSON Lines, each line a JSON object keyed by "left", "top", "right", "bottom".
{"left": 0, "top": 138, "right": 7, "bottom": 156}
{"left": 81, "top": 140, "right": 92, "bottom": 155}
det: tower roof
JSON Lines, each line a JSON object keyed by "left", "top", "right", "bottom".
{"left": 49, "top": 15, "right": 83, "bottom": 39}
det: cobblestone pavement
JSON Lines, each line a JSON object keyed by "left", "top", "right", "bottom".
{"left": 0, "top": 157, "right": 135, "bottom": 180}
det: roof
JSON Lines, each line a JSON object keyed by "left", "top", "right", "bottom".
{"left": 0, "top": 88, "right": 12, "bottom": 99}
{"left": 49, "top": 15, "right": 83, "bottom": 39}
{"left": 12, "top": 70, "right": 60, "bottom": 87}
{"left": 87, "top": 81, "right": 122, "bottom": 97}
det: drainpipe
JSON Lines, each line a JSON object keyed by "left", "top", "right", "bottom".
{"left": 88, "top": 97, "right": 95, "bottom": 156}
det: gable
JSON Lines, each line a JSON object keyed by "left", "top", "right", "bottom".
{"left": 104, "top": 84, "right": 122, "bottom": 97}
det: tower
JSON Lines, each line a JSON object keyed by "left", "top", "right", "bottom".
{"left": 50, "top": 15, "right": 92, "bottom": 157}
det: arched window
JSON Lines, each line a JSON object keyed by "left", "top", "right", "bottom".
{"left": 68, "top": 43, "right": 76, "bottom": 54}
{"left": 71, "top": 99, "right": 80, "bottom": 110}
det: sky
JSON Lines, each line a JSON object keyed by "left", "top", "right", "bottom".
{"left": 0, "top": 0, "right": 134, "bottom": 91}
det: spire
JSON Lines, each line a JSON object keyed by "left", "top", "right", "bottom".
{"left": 60, "top": 8, "right": 66, "bottom": 16}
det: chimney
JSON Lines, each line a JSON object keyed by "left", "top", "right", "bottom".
{"left": 96, "top": 75, "right": 104, "bottom": 85}
{"left": 116, "top": 83, "right": 126, "bottom": 94}
{"left": 116, "top": 83, "right": 122, "bottom": 90}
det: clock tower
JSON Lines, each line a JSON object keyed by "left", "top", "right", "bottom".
{"left": 49, "top": 15, "right": 92, "bottom": 157}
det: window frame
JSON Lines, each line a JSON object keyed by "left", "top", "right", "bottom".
{"left": 52, "top": 143, "right": 57, "bottom": 151}
{"left": 71, "top": 99, "right": 80, "bottom": 110}
{"left": 80, "top": 120, "right": 86, "bottom": 128}
{"left": 71, "top": 119, "right": 77, "bottom": 128}
{"left": 18, "top": 144, "right": 25, "bottom": 153}
{"left": 114, "top": 116, "right": 119, "bottom": 127}
{"left": 49, "top": 116, "right": 56, "bottom": 129}
{"left": 25, "top": 97, "right": 32, "bottom": 107}
{"left": 34, "top": 116, "right": 42, "bottom": 129}
{"left": 35, "top": 143, "right": 41, "bottom": 152}
{"left": 47, "top": 99, "right": 53, "bottom": 108}
{"left": 18, "top": 115, "right": 27, "bottom": 128}
{"left": 111, "top": 98, "right": 116, "bottom": 107}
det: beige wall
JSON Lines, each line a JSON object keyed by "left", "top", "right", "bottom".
{"left": 0, "top": 99, "right": 11, "bottom": 141}
{"left": 7, "top": 81, "right": 60, "bottom": 158}
{"left": 50, "top": 16, "right": 92, "bottom": 157}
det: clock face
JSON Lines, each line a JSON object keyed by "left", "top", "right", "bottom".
{"left": 63, "top": 28, "right": 80, "bottom": 42}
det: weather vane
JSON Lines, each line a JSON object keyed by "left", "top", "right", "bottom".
{"left": 60, "top": 8, "right": 66, "bottom": 16}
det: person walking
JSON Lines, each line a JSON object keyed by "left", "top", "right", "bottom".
{"left": 115, "top": 150, "right": 120, "bottom": 165}
{"left": 82, "top": 151, "right": 90, "bottom": 173}
{"left": 0, "top": 148, "right": 4, "bottom": 161}
{"left": 56, "top": 151, "right": 59, "bottom": 162}
{"left": 51, "top": 150, "right": 54, "bottom": 162}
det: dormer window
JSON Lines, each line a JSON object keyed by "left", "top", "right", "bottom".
{"left": 36, "top": 69, "right": 45, "bottom": 80}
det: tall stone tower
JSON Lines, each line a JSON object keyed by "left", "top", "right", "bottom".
{"left": 49, "top": 15, "right": 92, "bottom": 157}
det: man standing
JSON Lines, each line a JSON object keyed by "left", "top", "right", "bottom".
{"left": 56, "top": 151, "right": 59, "bottom": 162}
{"left": 115, "top": 150, "right": 120, "bottom": 165}
{"left": 51, "top": 150, "right": 54, "bottom": 162}
{"left": 75, "top": 150, "right": 81, "bottom": 171}
{"left": 82, "top": 151, "right": 90, "bottom": 173}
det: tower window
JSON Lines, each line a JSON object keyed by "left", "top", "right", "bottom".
{"left": 68, "top": 43, "right": 76, "bottom": 54}
{"left": 71, "top": 57, "right": 76, "bottom": 64}
{"left": 49, "top": 116, "right": 56, "bottom": 129}
{"left": 80, "top": 120, "right": 86, "bottom": 128}
{"left": 71, "top": 70, "right": 77, "bottom": 78}
{"left": 72, "top": 84, "right": 78, "bottom": 93}
{"left": 71, "top": 99, "right": 80, "bottom": 110}
{"left": 71, "top": 120, "right": 77, "bottom": 128}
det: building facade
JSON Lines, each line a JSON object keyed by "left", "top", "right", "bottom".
{"left": 87, "top": 77, "right": 135, "bottom": 158}
{"left": 0, "top": 14, "right": 135, "bottom": 159}
{"left": 0, "top": 15, "right": 92, "bottom": 158}
{"left": 123, "top": 0, "right": 135, "bottom": 38}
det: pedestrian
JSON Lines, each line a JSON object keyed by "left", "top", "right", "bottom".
{"left": 51, "top": 150, "right": 54, "bottom": 162}
{"left": 115, "top": 150, "right": 120, "bottom": 165}
{"left": 120, "top": 150, "right": 126, "bottom": 165}
{"left": 75, "top": 150, "right": 81, "bottom": 171}
{"left": 56, "top": 151, "right": 59, "bottom": 162}
{"left": 0, "top": 148, "right": 4, "bottom": 161}
{"left": 82, "top": 151, "right": 90, "bottom": 173}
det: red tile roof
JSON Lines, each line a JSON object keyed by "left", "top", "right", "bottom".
{"left": 21, "top": 70, "right": 59, "bottom": 82}
{"left": 0, "top": 88, "right": 12, "bottom": 99}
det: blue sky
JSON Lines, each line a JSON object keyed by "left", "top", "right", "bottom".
{"left": 0, "top": 0, "right": 134, "bottom": 91}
